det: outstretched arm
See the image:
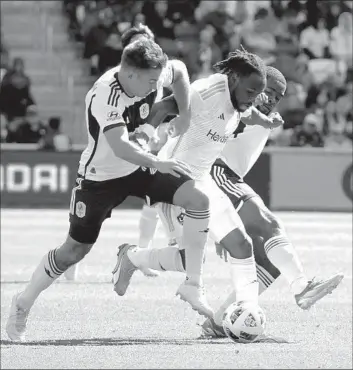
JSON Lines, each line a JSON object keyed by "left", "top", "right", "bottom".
{"left": 241, "top": 106, "right": 284, "bottom": 129}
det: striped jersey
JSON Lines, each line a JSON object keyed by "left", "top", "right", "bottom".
{"left": 158, "top": 73, "right": 240, "bottom": 180}
{"left": 78, "top": 62, "right": 174, "bottom": 181}
{"left": 219, "top": 116, "right": 271, "bottom": 178}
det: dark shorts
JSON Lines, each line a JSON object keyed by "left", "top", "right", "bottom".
{"left": 210, "top": 161, "right": 259, "bottom": 211}
{"left": 68, "top": 167, "right": 191, "bottom": 244}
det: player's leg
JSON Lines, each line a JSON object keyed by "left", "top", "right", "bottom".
{"left": 126, "top": 202, "right": 186, "bottom": 273}
{"left": 211, "top": 215, "right": 259, "bottom": 326}
{"left": 138, "top": 204, "right": 159, "bottom": 249}
{"left": 63, "top": 261, "right": 80, "bottom": 281}
{"left": 6, "top": 176, "right": 126, "bottom": 341}
{"left": 153, "top": 173, "right": 212, "bottom": 317}
{"left": 113, "top": 169, "right": 212, "bottom": 318}
{"left": 137, "top": 204, "right": 160, "bottom": 277}
{"left": 239, "top": 194, "right": 344, "bottom": 309}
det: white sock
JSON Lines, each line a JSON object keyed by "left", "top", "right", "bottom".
{"left": 138, "top": 205, "right": 159, "bottom": 248}
{"left": 181, "top": 209, "right": 210, "bottom": 286}
{"left": 214, "top": 264, "right": 269, "bottom": 326}
{"left": 18, "top": 249, "right": 64, "bottom": 310}
{"left": 229, "top": 255, "right": 259, "bottom": 303}
{"left": 264, "top": 235, "right": 308, "bottom": 295}
{"left": 127, "top": 246, "right": 185, "bottom": 272}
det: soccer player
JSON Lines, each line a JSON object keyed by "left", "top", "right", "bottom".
{"left": 63, "top": 24, "right": 162, "bottom": 281}
{"left": 6, "top": 38, "right": 214, "bottom": 342}
{"left": 112, "top": 50, "right": 284, "bottom": 309}
{"left": 200, "top": 66, "right": 344, "bottom": 337}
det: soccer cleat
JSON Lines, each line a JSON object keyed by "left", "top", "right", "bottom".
{"left": 63, "top": 264, "right": 79, "bottom": 281}
{"left": 6, "top": 293, "right": 30, "bottom": 342}
{"left": 176, "top": 281, "right": 214, "bottom": 319}
{"left": 200, "top": 318, "right": 226, "bottom": 338}
{"left": 295, "top": 273, "right": 344, "bottom": 310}
{"left": 139, "top": 267, "right": 160, "bottom": 278}
{"left": 112, "top": 243, "right": 138, "bottom": 296}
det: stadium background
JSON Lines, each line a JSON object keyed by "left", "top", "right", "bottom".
{"left": 0, "top": 0, "right": 352, "bottom": 211}
{"left": 0, "top": 1, "right": 352, "bottom": 369}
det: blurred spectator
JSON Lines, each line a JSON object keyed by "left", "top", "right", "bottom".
{"left": 329, "top": 12, "right": 353, "bottom": 74}
{"left": 0, "top": 57, "right": 36, "bottom": 122}
{"left": 62, "top": 0, "right": 352, "bottom": 149}
{"left": 277, "top": 80, "right": 307, "bottom": 129}
{"left": 6, "top": 106, "right": 45, "bottom": 144}
{"left": 240, "top": 7, "right": 277, "bottom": 63}
{"left": 98, "top": 21, "right": 123, "bottom": 73}
{"left": 39, "top": 116, "right": 72, "bottom": 151}
{"left": 197, "top": 1, "right": 234, "bottom": 57}
{"left": 131, "top": 12, "right": 146, "bottom": 28}
{"left": 325, "top": 125, "right": 352, "bottom": 148}
{"left": 300, "top": 17, "right": 330, "bottom": 59}
{"left": 0, "top": 34, "right": 10, "bottom": 83}
{"left": 290, "top": 113, "right": 325, "bottom": 147}
{"left": 0, "top": 113, "right": 8, "bottom": 143}
{"left": 193, "top": 24, "right": 222, "bottom": 80}
{"left": 142, "top": 0, "right": 176, "bottom": 41}
{"left": 83, "top": 7, "right": 116, "bottom": 75}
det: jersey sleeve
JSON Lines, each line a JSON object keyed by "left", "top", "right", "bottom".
{"left": 160, "top": 61, "right": 175, "bottom": 89}
{"left": 91, "top": 83, "right": 127, "bottom": 133}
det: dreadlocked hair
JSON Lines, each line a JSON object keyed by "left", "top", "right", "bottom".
{"left": 213, "top": 49, "right": 266, "bottom": 80}
{"left": 266, "top": 66, "right": 287, "bottom": 92}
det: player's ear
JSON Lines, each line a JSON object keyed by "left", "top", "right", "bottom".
{"left": 229, "top": 72, "right": 239, "bottom": 87}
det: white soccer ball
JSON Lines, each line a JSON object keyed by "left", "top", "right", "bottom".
{"left": 222, "top": 301, "right": 266, "bottom": 343}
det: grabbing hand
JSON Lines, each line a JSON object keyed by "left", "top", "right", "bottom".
{"left": 269, "top": 112, "right": 284, "bottom": 129}
{"left": 154, "top": 159, "right": 191, "bottom": 178}
{"left": 215, "top": 242, "right": 228, "bottom": 262}
{"left": 254, "top": 93, "right": 268, "bottom": 106}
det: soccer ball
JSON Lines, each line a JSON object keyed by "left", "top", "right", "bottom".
{"left": 222, "top": 301, "right": 266, "bottom": 343}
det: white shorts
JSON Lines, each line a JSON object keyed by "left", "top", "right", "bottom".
{"left": 156, "top": 175, "right": 243, "bottom": 245}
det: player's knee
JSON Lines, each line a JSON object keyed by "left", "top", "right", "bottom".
{"left": 173, "top": 181, "right": 210, "bottom": 210}
{"left": 221, "top": 230, "right": 253, "bottom": 259}
{"left": 56, "top": 235, "right": 93, "bottom": 270}
{"left": 259, "top": 211, "right": 284, "bottom": 240}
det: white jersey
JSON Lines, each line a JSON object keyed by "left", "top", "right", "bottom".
{"left": 158, "top": 73, "right": 240, "bottom": 180}
{"left": 78, "top": 62, "right": 174, "bottom": 181}
{"left": 220, "top": 120, "right": 271, "bottom": 178}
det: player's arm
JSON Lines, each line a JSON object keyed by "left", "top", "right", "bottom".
{"left": 147, "top": 94, "right": 179, "bottom": 128}
{"left": 160, "top": 60, "right": 192, "bottom": 133}
{"left": 241, "top": 106, "right": 284, "bottom": 129}
{"left": 167, "top": 59, "right": 191, "bottom": 119}
{"left": 93, "top": 85, "right": 190, "bottom": 176}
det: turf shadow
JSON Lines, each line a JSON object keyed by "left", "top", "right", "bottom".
{"left": 0, "top": 337, "right": 229, "bottom": 347}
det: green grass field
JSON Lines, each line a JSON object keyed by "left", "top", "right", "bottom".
{"left": 1, "top": 209, "right": 352, "bottom": 369}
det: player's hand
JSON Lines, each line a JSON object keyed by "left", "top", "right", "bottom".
{"left": 215, "top": 242, "right": 228, "bottom": 262}
{"left": 269, "top": 112, "right": 284, "bottom": 129}
{"left": 154, "top": 159, "right": 191, "bottom": 178}
{"left": 254, "top": 93, "right": 268, "bottom": 106}
{"left": 129, "top": 131, "right": 150, "bottom": 151}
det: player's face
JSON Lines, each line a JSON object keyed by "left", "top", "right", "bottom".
{"left": 229, "top": 72, "right": 266, "bottom": 112}
{"left": 256, "top": 79, "right": 285, "bottom": 115}
{"left": 132, "top": 67, "right": 163, "bottom": 97}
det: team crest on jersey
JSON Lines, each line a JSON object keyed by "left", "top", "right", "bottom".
{"left": 139, "top": 103, "right": 150, "bottom": 119}
{"left": 75, "top": 201, "right": 86, "bottom": 218}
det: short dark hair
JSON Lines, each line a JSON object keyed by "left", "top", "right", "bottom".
{"left": 121, "top": 25, "right": 155, "bottom": 48}
{"left": 266, "top": 66, "right": 287, "bottom": 94}
{"left": 213, "top": 49, "right": 266, "bottom": 80}
{"left": 121, "top": 39, "right": 168, "bottom": 69}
